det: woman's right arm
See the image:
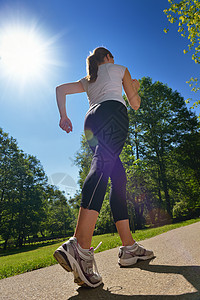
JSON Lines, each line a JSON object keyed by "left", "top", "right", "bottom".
{"left": 56, "top": 81, "right": 84, "bottom": 133}
{"left": 122, "top": 68, "right": 141, "bottom": 110}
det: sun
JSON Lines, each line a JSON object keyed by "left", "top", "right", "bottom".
{"left": 0, "top": 25, "right": 52, "bottom": 83}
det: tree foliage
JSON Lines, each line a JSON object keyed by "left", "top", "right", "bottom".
{"left": 124, "top": 77, "right": 199, "bottom": 226}
{"left": 164, "top": 0, "right": 200, "bottom": 62}
{"left": 0, "top": 128, "right": 74, "bottom": 249}
{"left": 164, "top": 0, "right": 200, "bottom": 112}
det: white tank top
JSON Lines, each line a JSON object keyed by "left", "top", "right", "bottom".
{"left": 79, "top": 63, "right": 126, "bottom": 110}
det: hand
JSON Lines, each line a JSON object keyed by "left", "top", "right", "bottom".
{"left": 59, "top": 116, "right": 73, "bottom": 133}
{"left": 132, "top": 79, "right": 140, "bottom": 91}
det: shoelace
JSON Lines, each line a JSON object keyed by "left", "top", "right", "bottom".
{"left": 87, "top": 241, "right": 102, "bottom": 275}
{"left": 94, "top": 241, "right": 102, "bottom": 251}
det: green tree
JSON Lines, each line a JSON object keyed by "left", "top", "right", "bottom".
{"left": 171, "top": 132, "right": 200, "bottom": 219}
{"left": 14, "top": 153, "right": 48, "bottom": 247}
{"left": 0, "top": 128, "right": 50, "bottom": 248}
{"left": 126, "top": 77, "right": 199, "bottom": 219}
{"left": 0, "top": 129, "right": 20, "bottom": 248}
{"left": 46, "top": 187, "right": 74, "bottom": 237}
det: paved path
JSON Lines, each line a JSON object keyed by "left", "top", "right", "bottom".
{"left": 0, "top": 222, "right": 200, "bottom": 300}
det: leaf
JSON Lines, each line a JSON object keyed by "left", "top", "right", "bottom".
{"left": 179, "top": 16, "right": 185, "bottom": 22}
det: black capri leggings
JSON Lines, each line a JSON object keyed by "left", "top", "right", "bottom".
{"left": 81, "top": 100, "right": 129, "bottom": 223}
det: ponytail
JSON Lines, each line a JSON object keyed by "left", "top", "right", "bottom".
{"left": 87, "top": 54, "right": 98, "bottom": 83}
{"left": 86, "top": 47, "right": 114, "bottom": 83}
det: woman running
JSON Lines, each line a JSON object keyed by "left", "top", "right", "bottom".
{"left": 54, "top": 47, "right": 154, "bottom": 288}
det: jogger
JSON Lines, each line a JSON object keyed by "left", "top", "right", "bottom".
{"left": 54, "top": 46, "right": 154, "bottom": 288}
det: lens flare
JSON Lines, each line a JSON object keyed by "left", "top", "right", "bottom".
{"left": 85, "top": 129, "right": 98, "bottom": 147}
{"left": 145, "top": 208, "right": 172, "bottom": 226}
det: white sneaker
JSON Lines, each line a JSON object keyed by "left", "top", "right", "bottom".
{"left": 53, "top": 237, "right": 102, "bottom": 288}
{"left": 118, "top": 242, "right": 154, "bottom": 266}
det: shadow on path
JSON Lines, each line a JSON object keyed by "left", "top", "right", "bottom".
{"left": 69, "top": 260, "right": 200, "bottom": 300}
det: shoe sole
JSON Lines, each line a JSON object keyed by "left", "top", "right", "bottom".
{"left": 53, "top": 250, "right": 73, "bottom": 272}
{"left": 118, "top": 253, "right": 155, "bottom": 267}
{"left": 53, "top": 248, "right": 102, "bottom": 288}
{"left": 53, "top": 250, "right": 86, "bottom": 287}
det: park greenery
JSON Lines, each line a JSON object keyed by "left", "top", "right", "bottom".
{"left": 1, "top": 77, "right": 199, "bottom": 251}
{"left": 0, "top": 218, "right": 199, "bottom": 279}
{"left": 164, "top": 0, "right": 200, "bottom": 112}
{"left": 0, "top": 134, "right": 74, "bottom": 250}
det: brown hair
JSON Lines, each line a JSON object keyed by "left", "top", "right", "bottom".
{"left": 86, "top": 47, "right": 114, "bottom": 83}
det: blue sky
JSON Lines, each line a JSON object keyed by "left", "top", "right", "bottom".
{"left": 0, "top": 0, "right": 199, "bottom": 196}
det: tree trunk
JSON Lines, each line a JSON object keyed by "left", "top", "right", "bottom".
{"left": 40, "top": 230, "right": 45, "bottom": 238}
{"left": 3, "top": 238, "right": 8, "bottom": 250}
{"left": 0, "top": 188, "right": 5, "bottom": 223}
{"left": 159, "top": 161, "right": 172, "bottom": 217}
{"left": 134, "top": 122, "right": 140, "bottom": 160}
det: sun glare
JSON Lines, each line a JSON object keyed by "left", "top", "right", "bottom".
{"left": 0, "top": 25, "right": 55, "bottom": 84}
{"left": 1, "top": 29, "right": 43, "bottom": 77}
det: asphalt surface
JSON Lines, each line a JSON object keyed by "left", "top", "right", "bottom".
{"left": 0, "top": 222, "right": 199, "bottom": 300}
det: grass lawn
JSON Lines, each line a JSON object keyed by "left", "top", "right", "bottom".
{"left": 0, "top": 218, "right": 199, "bottom": 280}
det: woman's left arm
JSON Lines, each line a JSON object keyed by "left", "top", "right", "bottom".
{"left": 56, "top": 81, "right": 84, "bottom": 133}
{"left": 122, "top": 69, "right": 141, "bottom": 111}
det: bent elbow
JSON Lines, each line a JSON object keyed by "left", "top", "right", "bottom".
{"left": 56, "top": 85, "right": 65, "bottom": 98}
{"left": 56, "top": 85, "right": 60, "bottom": 95}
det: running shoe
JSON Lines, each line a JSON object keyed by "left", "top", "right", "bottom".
{"left": 118, "top": 242, "right": 154, "bottom": 266}
{"left": 53, "top": 237, "right": 102, "bottom": 288}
